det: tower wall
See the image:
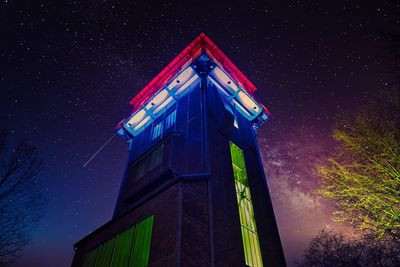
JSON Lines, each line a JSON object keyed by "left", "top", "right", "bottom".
{"left": 72, "top": 43, "right": 286, "bottom": 266}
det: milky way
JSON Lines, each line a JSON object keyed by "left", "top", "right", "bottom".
{"left": 0, "top": 1, "right": 397, "bottom": 266}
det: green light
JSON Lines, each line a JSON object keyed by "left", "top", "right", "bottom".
{"left": 81, "top": 215, "right": 154, "bottom": 267}
{"left": 130, "top": 215, "right": 154, "bottom": 267}
{"left": 110, "top": 227, "right": 135, "bottom": 267}
{"left": 230, "top": 142, "right": 263, "bottom": 267}
{"left": 95, "top": 238, "right": 116, "bottom": 267}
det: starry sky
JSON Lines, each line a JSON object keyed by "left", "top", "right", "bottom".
{"left": 0, "top": 1, "right": 398, "bottom": 266}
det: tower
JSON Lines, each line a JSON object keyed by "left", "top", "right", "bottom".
{"left": 72, "top": 33, "right": 286, "bottom": 267}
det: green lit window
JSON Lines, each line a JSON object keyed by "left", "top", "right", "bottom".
{"left": 110, "top": 227, "right": 134, "bottom": 267}
{"left": 95, "top": 238, "right": 115, "bottom": 267}
{"left": 132, "top": 144, "right": 164, "bottom": 181}
{"left": 82, "top": 215, "right": 154, "bottom": 267}
{"left": 229, "top": 142, "right": 263, "bottom": 267}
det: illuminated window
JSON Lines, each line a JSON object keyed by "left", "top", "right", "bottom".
{"left": 208, "top": 66, "right": 263, "bottom": 121}
{"left": 82, "top": 215, "right": 154, "bottom": 267}
{"left": 229, "top": 142, "right": 263, "bottom": 267}
{"left": 132, "top": 144, "right": 164, "bottom": 181}
{"left": 165, "top": 110, "right": 177, "bottom": 129}
{"left": 95, "top": 238, "right": 115, "bottom": 267}
{"left": 152, "top": 121, "right": 163, "bottom": 140}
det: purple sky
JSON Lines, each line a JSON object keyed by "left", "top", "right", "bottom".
{"left": 0, "top": 1, "right": 397, "bottom": 266}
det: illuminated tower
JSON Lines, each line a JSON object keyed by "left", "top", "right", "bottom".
{"left": 72, "top": 33, "right": 286, "bottom": 267}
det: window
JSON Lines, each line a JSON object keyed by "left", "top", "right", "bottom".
{"left": 82, "top": 215, "right": 154, "bottom": 267}
{"left": 95, "top": 238, "right": 115, "bottom": 267}
{"left": 152, "top": 121, "right": 163, "bottom": 140}
{"left": 132, "top": 144, "right": 164, "bottom": 181}
{"left": 165, "top": 110, "right": 177, "bottom": 129}
{"left": 229, "top": 142, "right": 263, "bottom": 267}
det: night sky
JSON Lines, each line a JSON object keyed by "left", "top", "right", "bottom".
{"left": 0, "top": 1, "right": 398, "bottom": 266}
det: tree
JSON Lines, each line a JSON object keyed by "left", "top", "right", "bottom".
{"left": 316, "top": 89, "right": 400, "bottom": 239}
{"left": 297, "top": 229, "right": 400, "bottom": 267}
{"left": 0, "top": 132, "right": 44, "bottom": 265}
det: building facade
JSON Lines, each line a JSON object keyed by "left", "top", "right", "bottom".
{"left": 72, "top": 33, "right": 286, "bottom": 267}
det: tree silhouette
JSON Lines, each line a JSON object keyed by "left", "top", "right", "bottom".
{"left": 0, "top": 132, "right": 44, "bottom": 265}
{"left": 297, "top": 230, "right": 400, "bottom": 267}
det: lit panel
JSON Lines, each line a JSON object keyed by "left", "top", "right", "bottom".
{"left": 110, "top": 228, "right": 134, "bottom": 267}
{"left": 174, "top": 75, "right": 200, "bottom": 96}
{"left": 232, "top": 98, "right": 253, "bottom": 117}
{"left": 123, "top": 66, "right": 199, "bottom": 137}
{"left": 151, "top": 122, "right": 163, "bottom": 140}
{"left": 230, "top": 142, "right": 263, "bottom": 267}
{"left": 237, "top": 91, "right": 261, "bottom": 113}
{"left": 82, "top": 215, "right": 154, "bottom": 267}
{"left": 209, "top": 67, "right": 263, "bottom": 121}
{"left": 167, "top": 66, "right": 196, "bottom": 91}
{"left": 132, "top": 116, "right": 153, "bottom": 132}
{"left": 212, "top": 67, "right": 239, "bottom": 93}
{"left": 95, "top": 238, "right": 116, "bottom": 267}
{"left": 127, "top": 109, "right": 146, "bottom": 126}
{"left": 165, "top": 110, "right": 177, "bottom": 129}
{"left": 209, "top": 76, "right": 232, "bottom": 97}
{"left": 130, "top": 215, "right": 154, "bottom": 267}
{"left": 145, "top": 89, "right": 169, "bottom": 110}
{"left": 153, "top": 96, "right": 175, "bottom": 115}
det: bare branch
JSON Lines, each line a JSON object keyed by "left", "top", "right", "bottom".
{"left": 0, "top": 136, "right": 45, "bottom": 265}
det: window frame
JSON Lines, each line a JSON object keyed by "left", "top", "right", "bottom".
{"left": 229, "top": 141, "right": 263, "bottom": 267}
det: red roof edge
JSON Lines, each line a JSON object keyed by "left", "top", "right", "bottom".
{"left": 129, "top": 34, "right": 205, "bottom": 111}
{"left": 128, "top": 33, "right": 260, "bottom": 113}
{"left": 201, "top": 34, "right": 257, "bottom": 95}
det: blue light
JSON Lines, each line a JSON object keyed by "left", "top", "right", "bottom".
{"left": 121, "top": 54, "right": 268, "bottom": 139}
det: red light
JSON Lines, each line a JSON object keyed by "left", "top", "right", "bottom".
{"left": 128, "top": 33, "right": 262, "bottom": 114}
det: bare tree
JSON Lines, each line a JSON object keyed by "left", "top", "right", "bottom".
{"left": 0, "top": 132, "right": 44, "bottom": 265}
{"left": 297, "top": 230, "right": 400, "bottom": 267}
{"left": 316, "top": 89, "right": 400, "bottom": 239}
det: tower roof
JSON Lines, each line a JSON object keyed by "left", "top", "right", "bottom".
{"left": 118, "top": 33, "right": 270, "bottom": 137}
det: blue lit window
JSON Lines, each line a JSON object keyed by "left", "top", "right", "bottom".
{"left": 152, "top": 122, "right": 163, "bottom": 140}
{"left": 165, "top": 110, "right": 177, "bottom": 129}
